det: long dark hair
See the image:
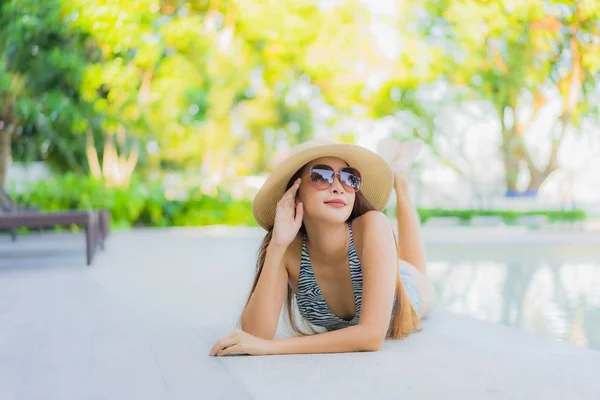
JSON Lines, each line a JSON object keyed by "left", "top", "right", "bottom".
{"left": 238, "top": 163, "right": 421, "bottom": 339}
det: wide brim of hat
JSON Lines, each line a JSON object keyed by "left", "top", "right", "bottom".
{"left": 252, "top": 142, "right": 393, "bottom": 230}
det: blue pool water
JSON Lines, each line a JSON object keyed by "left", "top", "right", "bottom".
{"left": 427, "top": 244, "right": 600, "bottom": 351}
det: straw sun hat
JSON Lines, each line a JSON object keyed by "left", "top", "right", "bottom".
{"left": 252, "top": 139, "right": 394, "bottom": 230}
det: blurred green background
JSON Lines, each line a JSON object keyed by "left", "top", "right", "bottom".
{"left": 1, "top": 0, "right": 599, "bottom": 228}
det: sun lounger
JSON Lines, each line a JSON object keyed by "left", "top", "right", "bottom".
{"left": 0, "top": 210, "right": 108, "bottom": 265}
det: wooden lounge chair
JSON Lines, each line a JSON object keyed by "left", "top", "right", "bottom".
{"left": 0, "top": 210, "right": 109, "bottom": 266}
{"left": 0, "top": 191, "right": 110, "bottom": 265}
{"left": 0, "top": 190, "right": 33, "bottom": 240}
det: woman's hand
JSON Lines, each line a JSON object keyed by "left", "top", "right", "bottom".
{"left": 209, "top": 329, "right": 273, "bottom": 356}
{"left": 271, "top": 178, "right": 303, "bottom": 248}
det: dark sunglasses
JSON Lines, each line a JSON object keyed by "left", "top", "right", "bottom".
{"left": 307, "top": 164, "right": 362, "bottom": 193}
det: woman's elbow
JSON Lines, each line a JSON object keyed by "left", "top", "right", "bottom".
{"left": 362, "top": 339, "right": 383, "bottom": 352}
{"left": 358, "top": 330, "right": 385, "bottom": 352}
{"left": 240, "top": 320, "right": 276, "bottom": 340}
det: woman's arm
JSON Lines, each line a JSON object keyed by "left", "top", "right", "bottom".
{"left": 213, "top": 211, "right": 396, "bottom": 356}
{"left": 355, "top": 210, "right": 399, "bottom": 343}
{"left": 210, "top": 323, "right": 377, "bottom": 357}
{"left": 240, "top": 243, "right": 289, "bottom": 340}
{"left": 269, "top": 211, "right": 398, "bottom": 355}
{"left": 269, "top": 324, "right": 380, "bottom": 354}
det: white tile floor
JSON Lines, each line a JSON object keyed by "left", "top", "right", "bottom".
{"left": 1, "top": 228, "right": 599, "bottom": 399}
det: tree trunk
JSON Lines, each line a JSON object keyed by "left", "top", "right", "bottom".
{"left": 527, "top": 169, "right": 546, "bottom": 191}
{"left": 524, "top": 159, "right": 560, "bottom": 191}
{"left": 525, "top": 114, "right": 568, "bottom": 191}
{"left": 501, "top": 130, "right": 520, "bottom": 192}
{"left": 502, "top": 114, "right": 566, "bottom": 193}
{"left": 0, "top": 126, "right": 10, "bottom": 190}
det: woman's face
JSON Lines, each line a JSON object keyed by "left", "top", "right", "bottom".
{"left": 296, "top": 156, "right": 356, "bottom": 225}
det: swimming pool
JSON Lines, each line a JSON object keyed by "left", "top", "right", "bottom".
{"left": 427, "top": 243, "right": 600, "bottom": 351}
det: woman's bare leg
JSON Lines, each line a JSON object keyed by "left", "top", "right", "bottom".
{"left": 380, "top": 139, "right": 436, "bottom": 317}
{"left": 394, "top": 174, "right": 427, "bottom": 274}
{"left": 395, "top": 172, "right": 437, "bottom": 318}
{"left": 379, "top": 138, "right": 436, "bottom": 315}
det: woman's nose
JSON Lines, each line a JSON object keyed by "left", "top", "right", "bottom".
{"left": 331, "top": 173, "right": 344, "bottom": 193}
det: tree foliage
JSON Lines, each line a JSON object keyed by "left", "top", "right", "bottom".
{"left": 372, "top": 0, "right": 600, "bottom": 191}
{"left": 1, "top": 0, "right": 599, "bottom": 192}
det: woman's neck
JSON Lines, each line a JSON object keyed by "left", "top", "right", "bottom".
{"left": 303, "top": 219, "right": 348, "bottom": 264}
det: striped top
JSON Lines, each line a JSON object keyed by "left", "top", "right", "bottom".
{"left": 295, "top": 220, "right": 420, "bottom": 332}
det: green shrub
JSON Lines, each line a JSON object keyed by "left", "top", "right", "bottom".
{"left": 13, "top": 174, "right": 150, "bottom": 228}
{"left": 10, "top": 173, "right": 259, "bottom": 229}
{"left": 409, "top": 208, "right": 586, "bottom": 224}
{"left": 11, "top": 174, "right": 586, "bottom": 230}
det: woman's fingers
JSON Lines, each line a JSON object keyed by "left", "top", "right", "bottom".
{"left": 283, "top": 178, "right": 301, "bottom": 199}
{"left": 278, "top": 178, "right": 301, "bottom": 210}
{"left": 210, "top": 340, "right": 223, "bottom": 355}
{"left": 217, "top": 343, "right": 242, "bottom": 356}
{"left": 294, "top": 201, "right": 303, "bottom": 225}
{"left": 210, "top": 334, "right": 238, "bottom": 355}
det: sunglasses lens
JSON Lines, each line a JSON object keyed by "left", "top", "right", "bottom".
{"left": 309, "top": 165, "right": 362, "bottom": 192}
{"left": 340, "top": 168, "right": 361, "bottom": 192}
{"left": 310, "top": 166, "right": 334, "bottom": 189}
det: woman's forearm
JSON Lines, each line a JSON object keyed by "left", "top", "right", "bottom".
{"left": 269, "top": 325, "right": 380, "bottom": 355}
{"left": 241, "top": 244, "right": 288, "bottom": 339}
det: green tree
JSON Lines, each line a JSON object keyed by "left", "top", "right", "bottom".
{"left": 370, "top": 0, "right": 600, "bottom": 193}
{"left": 1, "top": 0, "right": 386, "bottom": 188}
{"left": 0, "top": 0, "right": 96, "bottom": 189}
{"left": 0, "top": 63, "right": 13, "bottom": 190}
{"left": 423, "top": 0, "right": 599, "bottom": 192}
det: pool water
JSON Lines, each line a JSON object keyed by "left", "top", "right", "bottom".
{"left": 427, "top": 244, "right": 600, "bottom": 351}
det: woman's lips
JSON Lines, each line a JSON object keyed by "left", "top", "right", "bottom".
{"left": 325, "top": 200, "right": 346, "bottom": 208}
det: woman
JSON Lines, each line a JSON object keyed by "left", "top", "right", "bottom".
{"left": 209, "top": 138, "right": 436, "bottom": 356}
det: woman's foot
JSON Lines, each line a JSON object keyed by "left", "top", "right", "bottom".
{"left": 376, "top": 138, "right": 423, "bottom": 187}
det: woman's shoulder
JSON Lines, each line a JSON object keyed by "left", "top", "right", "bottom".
{"left": 351, "top": 210, "right": 389, "bottom": 232}
{"left": 351, "top": 210, "right": 392, "bottom": 252}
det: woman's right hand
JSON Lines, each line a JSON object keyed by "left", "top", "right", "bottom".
{"left": 271, "top": 178, "right": 304, "bottom": 248}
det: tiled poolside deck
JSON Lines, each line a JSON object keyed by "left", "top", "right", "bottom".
{"left": 1, "top": 227, "right": 599, "bottom": 400}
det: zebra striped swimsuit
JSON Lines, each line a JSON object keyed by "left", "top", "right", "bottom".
{"left": 295, "top": 220, "right": 421, "bottom": 331}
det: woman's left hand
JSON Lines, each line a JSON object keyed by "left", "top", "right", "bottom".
{"left": 209, "top": 329, "right": 273, "bottom": 356}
